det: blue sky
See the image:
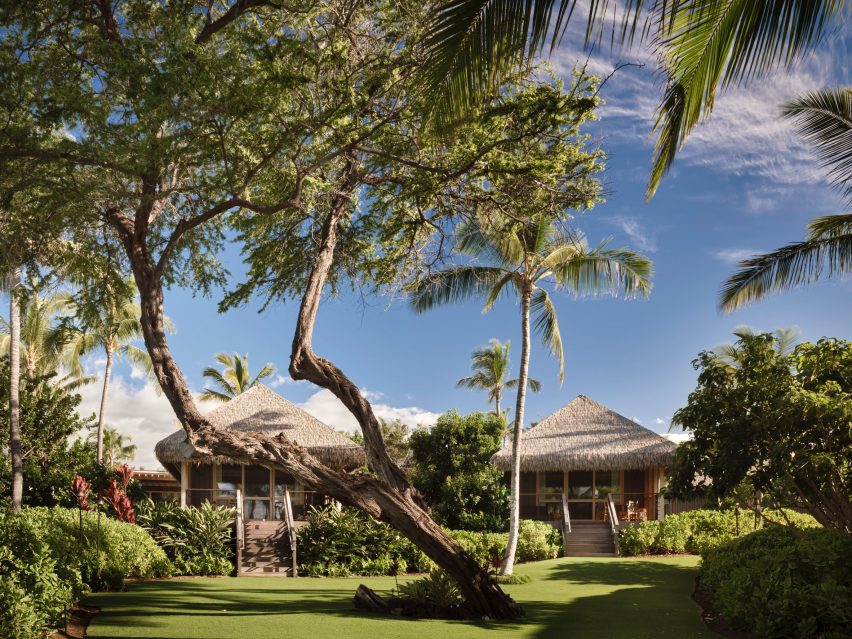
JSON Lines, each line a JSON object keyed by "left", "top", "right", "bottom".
{"left": 12, "top": 24, "right": 851, "bottom": 469}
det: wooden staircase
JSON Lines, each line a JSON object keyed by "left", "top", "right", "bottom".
{"left": 238, "top": 520, "right": 296, "bottom": 576}
{"left": 562, "top": 521, "right": 616, "bottom": 557}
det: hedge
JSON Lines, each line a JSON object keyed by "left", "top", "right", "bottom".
{"left": 701, "top": 526, "right": 852, "bottom": 638}
{"left": 618, "top": 508, "right": 818, "bottom": 556}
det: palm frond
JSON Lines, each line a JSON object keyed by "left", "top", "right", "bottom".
{"left": 506, "top": 376, "right": 543, "bottom": 392}
{"left": 409, "top": 266, "right": 509, "bottom": 312}
{"left": 456, "top": 372, "right": 493, "bottom": 389}
{"left": 200, "top": 366, "right": 237, "bottom": 400}
{"left": 552, "top": 244, "right": 654, "bottom": 298}
{"left": 720, "top": 231, "right": 852, "bottom": 312}
{"left": 421, "top": 0, "right": 647, "bottom": 130}
{"left": 530, "top": 288, "right": 565, "bottom": 382}
{"left": 250, "top": 362, "right": 276, "bottom": 387}
{"left": 782, "top": 87, "right": 852, "bottom": 203}
{"left": 647, "top": 0, "right": 843, "bottom": 199}
{"left": 198, "top": 388, "right": 235, "bottom": 403}
{"left": 807, "top": 213, "right": 852, "bottom": 238}
{"left": 122, "top": 344, "right": 163, "bottom": 394}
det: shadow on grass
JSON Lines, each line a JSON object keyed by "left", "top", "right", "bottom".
{"left": 87, "top": 560, "right": 710, "bottom": 639}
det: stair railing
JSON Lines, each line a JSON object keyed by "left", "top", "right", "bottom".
{"left": 561, "top": 492, "right": 571, "bottom": 534}
{"left": 235, "top": 489, "right": 244, "bottom": 576}
{"left": 606, "top": 493, "right": 619, "bottom": 533}
{"left": 283, "top": 486, "right": 298, "bottom": 577}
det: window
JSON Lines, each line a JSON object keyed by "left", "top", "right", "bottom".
{"left": 594, "top": 471, "right": 621, "bottom": 498}
{"left": 568, "top": 470, "right": 593, "bottom": 499}
{"left": 537, "top": 471, "right": 564, "bottom": 503}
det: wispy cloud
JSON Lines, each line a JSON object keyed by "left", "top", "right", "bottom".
{"left": 712, "top": 248, "right": 760, "bottom": 265}
{"left": 268, "top": 374, "right": 307, "bottom": 388}
{"left": 609, "top": 216, "right": 658, "bottom": 252}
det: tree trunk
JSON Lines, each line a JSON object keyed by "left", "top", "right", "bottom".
{"left": 96, "top": 347, "right": 113, "bottom": 464}
{"left": 108, "top": 192, "right": 522, "bottom": 619}
{"left": 8, "top": 267, "right": 23, "bottom": 512}
{"left": 500, "top": 285, "right": 532, "bottom": 575}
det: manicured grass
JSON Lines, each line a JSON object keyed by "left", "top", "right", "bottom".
{"left": 85, "top": 556, "right": 714, "bottom": 639}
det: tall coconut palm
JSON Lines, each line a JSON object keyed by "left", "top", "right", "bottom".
{"left": 721, "top": 88, "right": 852, "bottom": 311}
{"left": 0, "top": 289, "right": 94, "bottom": 389}
{"left": 63, "top": 283, "right": 172, "bottom": 464}
{"left": 3, "top": 268, "right": 23, "bottom": 512}
{"left": 411, "top": 214, "right": 652, "bottom": 573}
{"left": 457, "top": 339, "right": 541, "bottom": 421}
{"left": 88, "top": 426, "right": 137, "bottom": 467}
{"left": 200, "top": 353, "right": 276, "bottom": 402}
{"left": 421, "top": 1, "right": 845, "bottom": 198}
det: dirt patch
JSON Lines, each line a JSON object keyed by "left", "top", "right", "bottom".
{"left": 51, "top": 605, "right": 100, "bottom": 639}
{"left": 692, "top": 579, "right": 760, "bottom": 639}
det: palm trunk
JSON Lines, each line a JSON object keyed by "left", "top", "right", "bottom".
{"left": 8, "top": 267, "right": 23, "bottom": 512}
{"left": 96, "top": 347, "right": 113, "bottom": 464}
{"left": 500, "top": 286, "right": 532, "bottom": 575}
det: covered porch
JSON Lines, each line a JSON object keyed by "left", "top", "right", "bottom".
{"left": 518, "top": 468, "right": 665, "bottom": 522}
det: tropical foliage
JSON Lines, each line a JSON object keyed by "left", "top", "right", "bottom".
{"left": 348, "top": 420, "right": 412, "bottom": 468}
{"left": 420, "top": 0, "right": 847, "bottom": 197}
{"left": 721, "top": 87, "right": 852, "bottom": 311}
{"left": 670, "top": 333, "right": 852, "bottom": 533}
{"left": 200, "top": 353, "right": 276, "bottom": 402}
{"left": 409, "top": 411, "right": 509, "bottom": 532}
{"left": 136, "top": 499, "right": 234, "bottom": 576}
{"left": 86, "top": 427, "right": 137, "bottom": 467}
{"left": 0, "top": 359, "right": 96, "bottom": 508}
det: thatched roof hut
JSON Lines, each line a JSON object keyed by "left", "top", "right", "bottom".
{"left": 491, "top": 395, "right": 677, "bottom": 471}
{"left": 154, "top": 384, "right": 365, "bottom": 473}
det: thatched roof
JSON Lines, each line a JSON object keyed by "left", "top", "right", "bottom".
{"left": 154, "top": 384, "right": 365, "bottom": 470}
{"left": 491, "top": 395, "right": 677, "bottom": 471}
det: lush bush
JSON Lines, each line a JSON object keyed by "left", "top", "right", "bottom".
{"left": 618, "top": 508, "right": 818, "bottom": 556}
{"left": 701, "top": 526, "right": 852, "bottom": 638}
{"left": 0, "top": 542, "right": 77, "bottom": 639}
{"left": 410, "top": 412, "right": 509, "bottom": 532}
{"left": 137, "top": 499, "right": 234, "bottom": 576}
{"left": 0, "top": 507, "right": 172, "bottom": 592}
{"left": 296, "top": 506, "right": 431, "bottom": 577}
{"left": 398, "top": 570, "right": 463, "bottom": 608}
{"left": 297, "top": 507, "right": 560, "bottom": 576}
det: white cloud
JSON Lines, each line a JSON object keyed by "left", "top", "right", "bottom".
{"left": 75, "top": 375, "right": 181, "bottom": 470}
{"left": 654, "top": 417, "right": 666, "bottom": 426}
{"left": 298, "top": 389, "right": 440, "bottom": 434}
{"left": 712, "top": 248, "right": 760, "bottom": 265}
{"left": 610, "top": 216, "right": 657, "bottom": 252}
{"left": 661, "top": 432, "right": 692, "bottom": 444}
{"left": 268, "top": 374, "right": 307, "bottom": 388}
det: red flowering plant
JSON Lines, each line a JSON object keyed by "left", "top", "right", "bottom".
{"left": 70, "top": 475, "right": 92, "bottom": 511}
{"left": 102, "top": 464, "right": 137, "bottom": 524}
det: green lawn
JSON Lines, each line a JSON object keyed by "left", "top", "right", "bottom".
{"left": 85, "top": 556, "right": 714, "bottom": 639}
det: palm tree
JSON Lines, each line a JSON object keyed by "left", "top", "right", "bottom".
{"left": 3, "top": 268, "right": 23, "bottom": 512}
{"left": 62, "top": 282, "right": 172, "bottom": 464}
{"left": 710, "top": 325, "right": 801, "bottom": 373}
{"left": 411, "top": 214, "right": 652, "bottom": 573}
{"left": 0, "top": 289, "right": 94, "bottom": 389}
{"left": 200, "top": 353, "right": 276, "bottom": 402}
{"left": 421, "top": 1, "right": 845, "bottom": 198}
{"left": 720, "top": 88, "right": 852, "bottom": 312}
{"left": 88, "top": 426, "right": 137, "bottom": 467}
{"left": 457, "top": 339, "right": 541, "bottom": 421}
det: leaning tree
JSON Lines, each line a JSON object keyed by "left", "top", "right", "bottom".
{"left": 0, "top": 0, "right": 609, "bottom": 617}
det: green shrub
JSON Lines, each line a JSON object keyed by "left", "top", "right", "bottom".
{"left": 0, "top": 543, "right": 76, "bottom": 639}
{"left": 516, "top": 520, "right": 562, "bottom": 561}
{"left": 137, "top": 499, "right": 234, "bottom": 576}
{"left": 398, "top": 570, "right": 463, "bottom": 608}
{"left": 618, "top": 520, "right": 660, "bottom": 555}
{"left": 701, "top": 526, "right": 852, "bottom": 638}
{"left": 618, "top": 508, "right": 818, "bottom": 556}
{"left": 297, "top": 506, "right": 429, "bottom": 577}
{"left": 0, "top": 507, "right": 172, "bottom": 592}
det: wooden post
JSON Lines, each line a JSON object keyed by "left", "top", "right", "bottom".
{"left": 180, "top": 461, "right": 189, "bottom": 507}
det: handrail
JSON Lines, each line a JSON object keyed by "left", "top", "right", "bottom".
{"left": 606, "top": 493, "right": 619, "bottom": 532}
{"left": 235, "top": 489, "right": 244, "bottom": 550}
{"left": 561, "top": 493, "right": 571, "bottom": 534}
{"left": 283, "top": 486, "right": 298, "bottom": 577}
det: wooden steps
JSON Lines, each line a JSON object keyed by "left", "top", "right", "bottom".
{"left": 563, "top": 521, "right": 616, "bottom": 557}
{"left": 238, "top": 520, "right": 296, "bottom": 576}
